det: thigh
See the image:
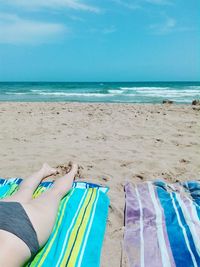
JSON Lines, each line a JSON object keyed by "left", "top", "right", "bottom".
{"left": 22, "top": 193, "right": 60, "bottom": 247}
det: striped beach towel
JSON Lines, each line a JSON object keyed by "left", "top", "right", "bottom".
{"left": 0, "top": 178, "right": 109, "bottom": 267}
{"left": 124, "top": 181, "right": 200, "bottom": 267}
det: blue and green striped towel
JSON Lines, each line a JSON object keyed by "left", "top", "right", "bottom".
{"left": 0, "top": 178, "right": 109, "bottom": 267}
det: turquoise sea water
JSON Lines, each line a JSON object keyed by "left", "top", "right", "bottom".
{"left": 0, "top": 82, "right": 199, "bottom": 103}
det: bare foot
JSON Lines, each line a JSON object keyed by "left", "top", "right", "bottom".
{"left": 53, "top": 163, "right": 78, "bottom": 194}
{"left": 40, "top": 163, "right": 58, "bottom": 178}
{"left": 64, "top": 163, "right": 78, "bottom": 188}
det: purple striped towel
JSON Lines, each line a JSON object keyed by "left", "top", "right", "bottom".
{"left": 124, "top": 181, "right": 200, "bottom": 267}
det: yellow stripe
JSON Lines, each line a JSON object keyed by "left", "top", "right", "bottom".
{"left": 35, "top": 189, "right": 74, "bottom": 267}
{"left": 59, "top": 189, "right": 92, "bottom": 266}
{"left": 60, "top": 188, "right": 94, "bottom": 267}
{"left": 33, "top": 186, "right": 47, "bottom": 198}
{"left": 67, "top": 189, "right": 97, "bottom": 266}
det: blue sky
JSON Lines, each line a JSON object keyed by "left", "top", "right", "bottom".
{"left": 0, "top": 0, "right": 199, "bottom": 81}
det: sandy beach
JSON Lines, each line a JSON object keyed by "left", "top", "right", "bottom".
{"left": 0, "top": 102, "right": 199, "bottom": 266}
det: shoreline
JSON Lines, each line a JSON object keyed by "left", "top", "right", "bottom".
{"left": 0, "top": 101, "right": 198, "bottom": 105}
{"left": 0, "top": 102, "right": 199, "bottom": 266}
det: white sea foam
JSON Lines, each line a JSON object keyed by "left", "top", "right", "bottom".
{"left": 135, "top": 89, "right": 200, "bottom": 97}
{"left": 123, "top": 94, "right": 137, "bottom": 96}
{"left": 6, "top": 92, "right": 29, "bottom": 95}
{"left": 186, "top": 86, "right": 200, "bottom": 90}
{"left": 4, "top": 84, "right": 200, "bottom": 103}
{"left": 108, "top": 90, "right": 124, "bottom": 94}
{"left": 120, "top": 87, "right": 170, "bottom": 91}
{"left": 173, "top": 99, "right": 192, "bottom": 103}
{"left": 31, "top": 89, "right": 47, "bottom": 93}
{"left": 38, "top": 92, "right": 111, "bottom": 97}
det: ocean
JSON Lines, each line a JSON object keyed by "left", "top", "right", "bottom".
{"left": 0, "top": 82, "right": 199, "bottom": 103}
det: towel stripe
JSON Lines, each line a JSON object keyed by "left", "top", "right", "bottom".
{"left": 157, "top": 186, "right": 195, "bottom": 266}
{"left": 67, "top": 189, "right": 97, "bottom": 266}
{"left": 54, "top": 189, "right": 88, "bottom": 267}
{"left": 148, "top": 183, "right": 171, "bottom": 267}
{"left": 57, "top": 189, "right": 94, "bottom": 266}
{"left": 124, "top": 183, "right": 141, "bottom": 267}
{"left": 135, "top": 185, "right": 144, "bottom": 267}
{"left": 176, "top": 193, "right": 200, "bottom": 257}
{"left": 171, "top": 192, "right": 199, "bottom": 266}
{"left": 138, "top": 183, "right": 165, "bottom": 267}
{"left": 77, "top": 189, "right": 100, "bottom": 267}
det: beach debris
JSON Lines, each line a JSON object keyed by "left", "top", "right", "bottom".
{"left": 136, "top": 174, "right": 144, "bottom": 180}
{"left": 55, "top": 162, "right": 82, "bottom": 179}
{"left": 56, "top": 163, "right": 72, "bottom": 175}
{"left": 192, "top": 100, "right": 200, "bottom": 110}
{"left": 102, "top": 176, "right": 109, "bottom": 182}
{"left": 156, "top": 138, "right": 161, "bottom": 142}
{"left": 76, "top": 165, "right": 83, "bottom": 179}
{"left": 162, "top": 100, "right": 174, "bottom": 104}
{"left": 180, "top": 159, "right": 190, "bottom": 164}
{"left": 87, "top": 165, "right": 93, "bottom": 170}
{"left": 192, "top": 99, "right": 200, "bottom": 105}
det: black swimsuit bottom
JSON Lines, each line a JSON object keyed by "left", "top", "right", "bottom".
{"left": 0, "top": 201, "right": 39, "bottom": 258}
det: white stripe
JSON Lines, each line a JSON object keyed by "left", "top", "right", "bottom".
{"left": 77, "top": 190, "right": 100, "bottom": 267}
{"left": 135, "top": 185, "right": 144, "bottom": 267}
{"left": 170, "top": 192, "right": 198, "bottom": 267}
{"left": 176, "top": 194, "right": 200, "bottom": 257}
{"left": 189, "top": 200, "right": 200, "bottom": 230}
{"left": 148, "top": 182, "right": 171, "bottom": 267}
{"left": 55, "top": 190, "right": 88, "bottom": 267}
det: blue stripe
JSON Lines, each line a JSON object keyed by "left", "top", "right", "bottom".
{"left": 75, "top": 189, "right": 99, "bottom": 266}
{"left": 172, "top": 192, "right": 200, "bottom": 265}
{"left": 184, "top": 182, "right": 200, "bottom": 220}
{"left": 52, "top": 188, "right": 88, "bottom": 265}
{"left": 156, "top": 185, "right": 194, "bottom": 266}
{"left": 80, "top": 190, "right": 109, "bottom": 267}
{"left": 66, "top": 189, "right": 95, "bottom": 265}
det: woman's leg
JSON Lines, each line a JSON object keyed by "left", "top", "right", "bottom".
{"left": 2, "top": 163, "right": 57, "bottom": 202}
{"left": 22, "top": 163, "right": 78, "bottom": 246}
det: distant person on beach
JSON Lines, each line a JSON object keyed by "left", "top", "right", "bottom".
{"left": 0, "top": 162, "right": 77, "bottom": 267}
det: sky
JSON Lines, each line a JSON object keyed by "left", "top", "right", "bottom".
{"left": 0, "top": 0, "right": 199, "bottom": 82}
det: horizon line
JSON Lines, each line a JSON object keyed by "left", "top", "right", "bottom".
{"left": 0, "top": 80, "right": 199, "bottom": 83}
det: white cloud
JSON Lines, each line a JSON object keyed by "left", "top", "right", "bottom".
{"left": 149, "top": 17, "right": 176, "bottom": 34}
{"left": 145, "top": 0, "right": 172, "bottom": 5}
{"left": 149, "top": 16, "right": 193, "bottom": 35}
{"left": 0, "top": 13, "right": 67, "bottom": 44}
{"left": 112, "top": 0, "right": 141, "bottom": 10}
{"left": 112, "top": 0, "right": 172, "bottom": 9}
{"left": 0, "top": 0, "right": 100, "bottom": 13}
